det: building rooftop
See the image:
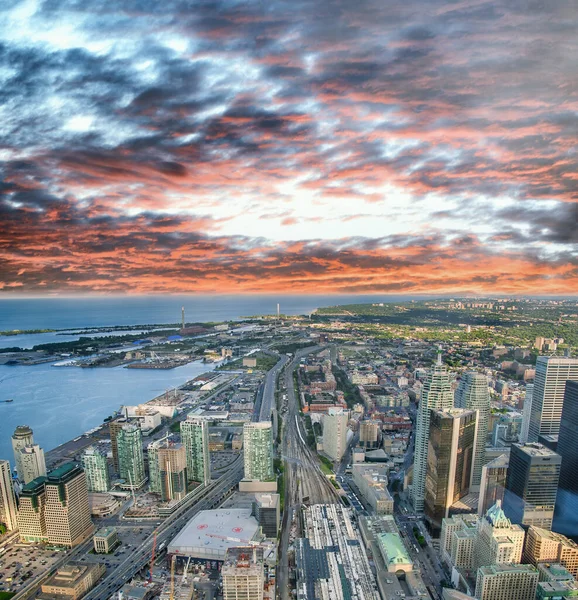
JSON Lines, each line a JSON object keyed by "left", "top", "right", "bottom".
{"left": 515, "top": 442, "right": 560, "bottom": 457}
{"left": 168, "top": 509, "right": 259, "bottom": 560}
{"left": 94, "top": 527, "right": 117, "bottom": 538}
{"left": 478, "top": 563, "right": 538, "bottom": 576}
{"left": 46, "top": 462, "right": 82, "bottom": 483}
{"left": 377, "top": 532, "right": 412, "bottom": 569}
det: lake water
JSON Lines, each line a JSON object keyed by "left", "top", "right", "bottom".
{"left": 0, "top": 360, "right": 215, "bottom": 462}
{"left": 0, "top": 294, "right": 421, "bottom": 464}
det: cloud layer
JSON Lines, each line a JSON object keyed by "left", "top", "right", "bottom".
{"left": 1, "top": 0, "right": 577, "bottom": 294}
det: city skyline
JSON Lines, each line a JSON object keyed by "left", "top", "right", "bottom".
{"left": 1, "top": 0, "right": 577, "bottom": 295}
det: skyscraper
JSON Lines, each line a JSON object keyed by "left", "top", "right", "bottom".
{"left": 503, "top": 443, "right": 561, "bottom": 530}
{"left": 520, "top": 384, "right": 534, "bottom": 443}
{"left": 424, "top": 408, "right": 477, "bottom": 531}
{"left": 147, "top": 435, "right": 168, "bottom": 494}
{"left": 412, "top": 355, "right": 454, "bottom": 512}
{"left": 117, "top": 423, "right": 146, "bottom": 489}
{"left": 243, "top": 422, "right": 274, "bottom": 482}
{"left": 523, "top": 526, "right": 578, "bottom": 578}
{"left": 478, "top": 454, "right": 509, "bottom": 516}
{"left": 322, "top": 407, "right": 349, "bottom": 461}
{"left": 108, "top": 418, "right": 127, "bottom": 473}
{"left": 180, "top": 416, "right": 210, "bottom": 485}
{"left": 18, "top": 444, "right": 47, "bottom": 484}
{"left": 528, "top": 356, "right": 578, "bottom": 442}
{"left": 17, "top": 463, "right": 93, "bottom": 547}
{"left": 81, "top": 446, "right": 110, "bottom": 493}
{"left": 0, "top": 459, "right": 18, "bottom": 532}
{"left": 44, "top": 463, "right": 94, "bottom": 547}
{"left": 12, "top": 425, "right": 34, "bottom": 480}
{"left": 157, "top": 443, "right": 188, "bottom": 502}
{"left": 554, "top": 380, "right": 578, "bottom": 537}
{"left": 359, "top": 420, "right": 379, "bottom": 449}
{"left": 455, "top": 372, "right": 490, "bottom": 489}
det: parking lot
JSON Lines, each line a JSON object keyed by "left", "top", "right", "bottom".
{"left": 0, "top": 543, "right": 64, "bottom": 594}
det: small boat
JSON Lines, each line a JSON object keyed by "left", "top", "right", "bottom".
{"left": 3, "top": 399, "right": 14, "bottom": 403}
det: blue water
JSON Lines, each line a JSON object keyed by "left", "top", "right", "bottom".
{"left": 0, "top": 294, "right": 420, "bottom": 464}
{"left": 0, "top": 360, "right": 214, "bottom": 463}
{"left": 0, "top": 294, "right": 415, "bottom": 331}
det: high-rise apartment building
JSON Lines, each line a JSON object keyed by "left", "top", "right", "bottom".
{"left": 17, "top": 463, "right": 93, "bottom": 547}
{"left": 440, "top": 513, "right": 479, "bottom": 567}
{"left": 81, "top": 446, "right": 110, "bottom": 493}
{"left": 18, "top": 444, "right": 47, "bottom": 484}
{"left": 455, "top": 372, "right": 490, "bottom": 489}
{"left": 520, "top": 384, "right": 534, "bottom": 443}
{"left": 359, "top": 420, "right": 380, "bottom": 449}
{"left": 222, "top": 547, "right": 264, "bottom": 600}
{"left": 523, "top": 526, "right": 578, "bottom": 578}
{"left": 503, "top": 443, "right": 561, "bottom": 530}
{"left": 424, "top": 408, "right": 477, "bottom": 531}
{"left": 117, "top": 423, "right": 146, "bottom": 489}
{"left": 147, "top": 435, "right": 169, "bottom": 494}
{"left": 528, "top": 356, "right": 578, "bottom": 442}
{"left": 157, "top": 443, "right": 188, "bottom": 502}
{"left": 180, "top": 416, "right": 210, "bottom": 485}
{"left": 478, "top": 454, "right": 509, "bottom": 516}
{"left": 243, "top": 422, "right": 274, "bottom": 482}
{"left": 474, "top": 501, "right": 525, "bottom": 570}
{"left": 322, "top": 407, "right": 349, "bottom": 461}
{"left": 44, "top": 463, "right": 94, "bottom": 547}
{"left": 412, "top": 356, "right": 454, "bottom": 512}
{"left": 554, "top": 380, "right": 578, "bottom": 537}
{"left": 474, "top": 564, "right": 539, "bottom": 600}
{"left": 12, "top": 425, "right": 34, "bottom": 480}
{"left": 0, "top": 459, "right": 18, "bottom": 531}
{"left": 108, "top": 418, "right": 127, "bottom": 472}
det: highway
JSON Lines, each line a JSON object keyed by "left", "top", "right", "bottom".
{"left": 277, "top": 346, "right": 341, "bottom": 600}
{"left": 83, "top": 460, "right": 244, "bottom": 600}
{"left": 259, "top": 353, "right": 289, "bottom": 422}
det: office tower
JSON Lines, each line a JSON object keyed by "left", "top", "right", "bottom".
{"left": 222, "top": 547, "right": 264, "bottom": 600}
{"left": 424, "top": 408, "right": 477, "bottom": 531}
{"left": 523, "top": 527, "right": 578, "bottom": 578}
{"left": 359, "top": 420, "right": 379, "bottom": 449}
{"left": 322, "top": 407, "right": 349, "bottom": 461}
{"left": 44, "top": 463, "right": 94, "bottom": 547}
{"left": 503, "top": 443, "right": 561, "bottom": 530}
{"left": 108, "top": 418, "right": 127, "bottom": 472}
{"left": 478, "top": 454, "right": 509, "bottom": 516}
{"left": 158, "top": 443, "right": 188, "bottom": 502}
{"left": 412, "top": 355, "right": 454, "bottom": 512}
{"left": 252, "top": 493, "right": 280, "bottom": 538}
{"left": 12, "top": 424, "right": 34, "bottom": 479}
{"left": 243, "top": 422, "right": 274, "bottom": 481}
{"left": 17, "top": 476, "right": 48, "bottom": 542}
{"left": 474, "top": 501, "right": 525, "bottom": 569}
{"left": 554, "top": 380, "right": 578, "bottom": 537}
{"left": 117, "top": 423, "right": 146, "bottom": 489}
{"left": 180, "top": 416, "right": 210, "bottom": 485}
{"left": 81, "top": 446, "right": 110, "bottom": 493}
{"left": 520, "top": 384, "right": 534, "bottom": 443}
{"left": 18, "top": 444, "right": 47, "bottom": 484}
{"left": 455, "top": 372, "right": 490, "bottom": 489}
{"left": 474, "top": 564, "right": 538, "bottom": 600}
{"left": 528, "top": 356, "right": 578, "bottom": 442}
{"left": 0, "top": 460, "right": 18, "bottom": 531}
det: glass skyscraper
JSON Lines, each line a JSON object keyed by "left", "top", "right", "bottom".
{"left": 412, "top": 354, "right": 454, "bottom": 512}
{"left": 117, "top": 423, "right": 146, "bottom": 489}
{"left": 81, "top": 446, "right": 110, "bottom": 493}
{"left": 243, "top": 422, "right": 274, "bottom": 482}
{"left": 180, "top": 416, "right": 210, "bottom": 485}
{"left": 455, "top": 371, "right": 490, "bottom": 489}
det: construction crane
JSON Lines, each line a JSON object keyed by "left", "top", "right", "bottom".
{"left": 181, "top": 556, "right": 192, "bottom": 584}
{"left": 149, "top": 530, "right": 158, "bottom": 583}
{"left": 170, "top": 554, "right": 176, "bottom": 600}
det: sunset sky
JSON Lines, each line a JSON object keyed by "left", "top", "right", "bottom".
{"left": 1, "top": 0, "right": 577, "bottom": 295}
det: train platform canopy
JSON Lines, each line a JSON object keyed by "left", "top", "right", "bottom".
{"left": 167, "top": 509, "right": 260, "bottom": 562}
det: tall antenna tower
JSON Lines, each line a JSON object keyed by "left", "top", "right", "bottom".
{"left": 181, "top": 306, "right": 185, "bottom": 329}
